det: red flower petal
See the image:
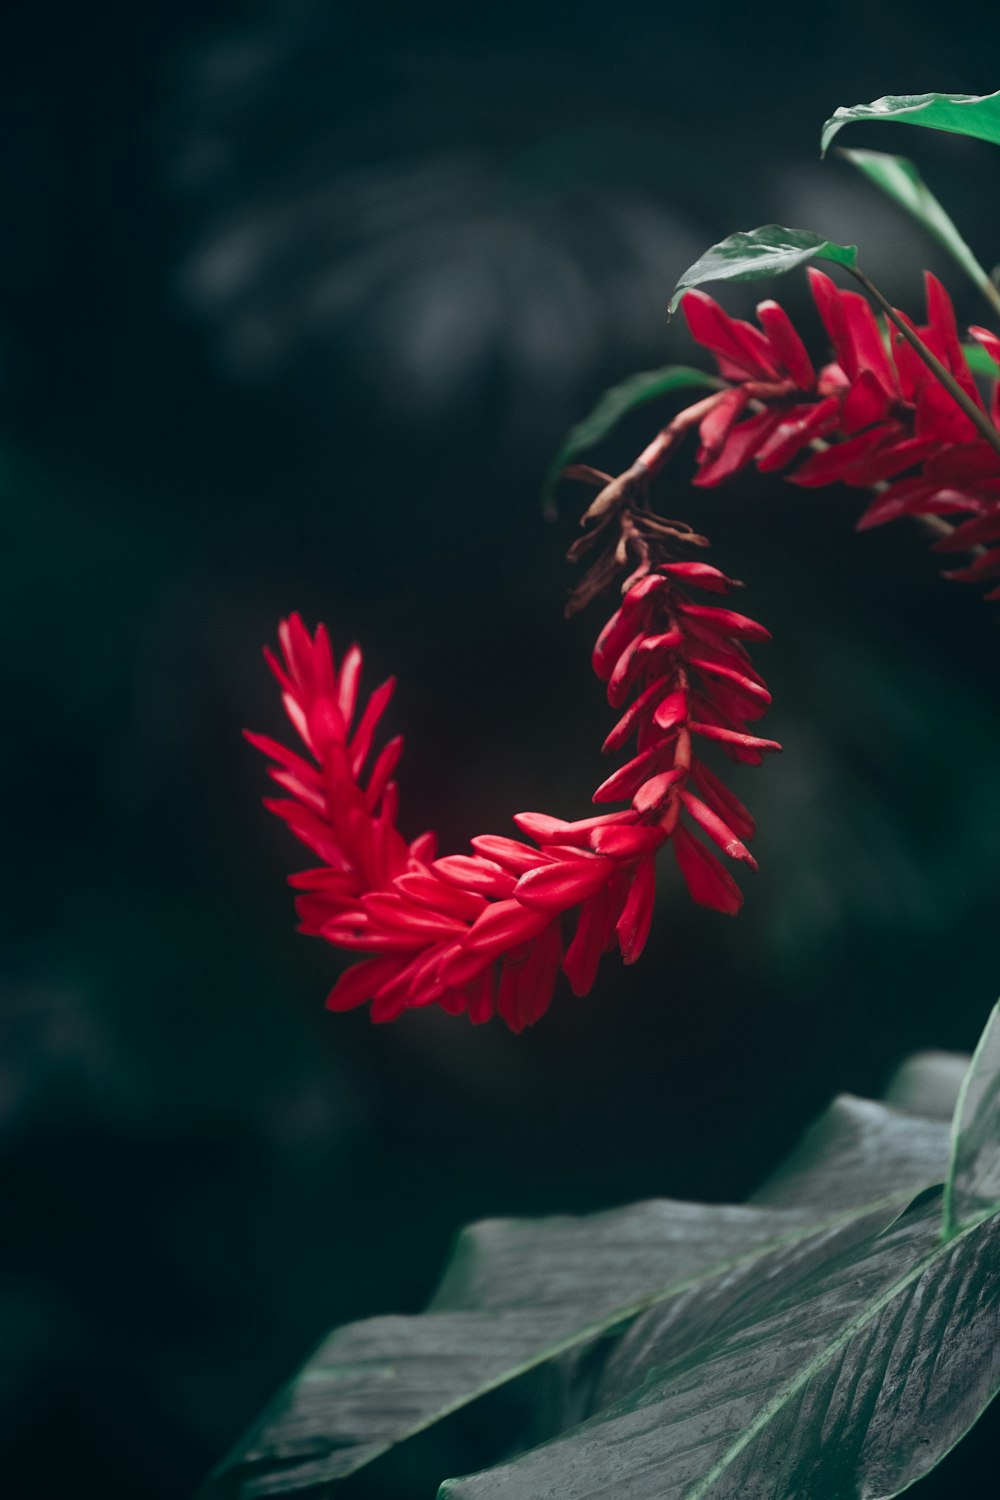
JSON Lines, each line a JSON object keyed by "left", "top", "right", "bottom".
{"left": 514, "top": 856, "right": 614, "bottom": 912}
{"left": 362, "top": 892, "right": 470, "bottom": 939}
{"left": 689, "top": 760, "right": 754, "bottom": 841}
{"left": 589, "top": 821, "right": 668, "bottom": 859}
{"left": 756, "top": 299, "right": 815, "bottom": 389}
{"left": 632, "top": 767, "right": 686, "bottom": 817}
{"left": 808, "top": 269, "right": 856, "bottom": 379}
{"left": 698, "top": 387, "right": 752, "bottom": 458}
{"left": 462, "top": 898, "right": 552, "bottom": 952}
{"left": 563, "top": 888, "right": 615, "bottom": 996}
{"left": 616, "top": 854, "right": 656, "bottom": 964}
{"left": 336, "top": 644, "right": 364, "bottom": 732}
{"left": 656, "top": 561, "right": 738, "bottom": 593}
{"left": 513, "top": 810, "right": 637, "bottom": 847}
{"left": 326, "top": 956, "right": 403, "bottom": 1011}
{"left": 363, "top": 735, "right": 404, "bottom": 811}
{"left": 602, "top": 676, "right": 675, "bottom": 753}
{"left": 755, "top": 397, "right": 841, "bottom": 472}
{"left": 688, "top": 723, "right": 782, "bottom": 764}
{"left": 682, "top": 290, "right": 780, "bottom": 379}
{"left": 679, "top": 603, "right": 771, "bottom": 642}
{"left": 348, "top": 676, "right": 396, "bottom": 776}
{"left": 470, "top": 835, "right": 554, "bottom": 874}
{"left": 693, "top": 409, "right": 786, "bottom": 487}
{"left": 680, "top": 790, "right": 757, "bottom": 870}
{"left": 673, "top": 824, "right": 743, "bottom": 915}
{"left": 432, "top": 855, "right": 517, "bottom": 898}
{"left": 840, "top": 369, "right": 892, "bottom": 434}
{"left": 593, "top": 743, "right": 675, "bottom": 804}
{"left": 652, "top": 688, "right": 690, "bottom": 732}
{"left": 592, "top": 606, "right": 642, "bottom": 681}
{"left": 393, "top": 871, "right": 488, "bottom": 922}
{"left": 497, "top": 920, "right": 564, "bottom": 1032}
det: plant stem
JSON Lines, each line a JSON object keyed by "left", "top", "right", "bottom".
{"left": 849, "top": 267, "right": 1000, "bottom": 458}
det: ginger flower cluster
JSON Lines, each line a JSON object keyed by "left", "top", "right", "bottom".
{"left": 249, "top": 556, "right": 777, "bottom": 1030}
{"left": 672, "top": 271, "right": 1000, "bottom": 592}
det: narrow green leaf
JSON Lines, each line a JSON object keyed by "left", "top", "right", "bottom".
{"left": 838, "top": 148, "right": 1000, "bottom": 315}
{"left": 542, "top": 365, "right": 720, "bottom": 507}
{"left": 202, "top": 1022, "right": 998, "bottom": 1499}
{"left": 963, "top": 339, "right": 1000, "bottom": 378}
{"left": 822, "top": 89, "right": 1000, "bottom": 155}
{"left": 944, "top": 999, "right": 1000, "bottom": 1238}
{"left": 668, "top": 227, "right": 858, "bottom": 314}
{"left": 443, "top": 1193, "right": 1000, "bottom": 1500}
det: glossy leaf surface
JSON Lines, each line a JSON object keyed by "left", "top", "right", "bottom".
{"left": 822, "top": 89, "right": 1000, "bottom": 155}
{"left": 443, "top": 1191, "right": 1000, "bottom": 1499}
{"left": 203, "top": 1197, "right": 878, "bottom": 1497}
{"left": 669, "top": 227, "right": 858, "bottom": 313}
{"left": 205, "top": 1013, "right": 1000, "bottom": 1499}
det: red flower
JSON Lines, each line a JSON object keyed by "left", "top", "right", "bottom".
{"left": 249, "top": 560, "right": 777, "bottom": 1029}
{"left": 668, "top": 273, "right": 1000, "bottom": 595}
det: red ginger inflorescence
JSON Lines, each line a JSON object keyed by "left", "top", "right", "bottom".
{"left": 658, "top": 271, "right": 1000, "bottom": 592}
{"left": 249, "top": 567, "right": 778, "bottom": 1031}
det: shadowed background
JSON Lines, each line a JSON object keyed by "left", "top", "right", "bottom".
{"left": 3, "top": 3, "right": 1000, "bottom": 1495}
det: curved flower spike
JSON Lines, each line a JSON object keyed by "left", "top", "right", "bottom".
{"left": 249, "top": 559, "right": 778, "bottom": 1030}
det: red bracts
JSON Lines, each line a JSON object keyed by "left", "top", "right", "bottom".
{"left": 674, "top": 273, "right": 1000, "bottom": 595}
{"left": 250, "top": 580, "right": 778, "bottom": 1029}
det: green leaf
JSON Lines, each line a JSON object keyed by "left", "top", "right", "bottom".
{"left": 668, "top": 227, "right": 858, "bottom": 314}
{"left": 822, "top": 89, "right": 1000, "bottom": 155}
{"left": 442, "top": 1190, "right": 1000, "bottom": 1500}
{"left": 542, "top": 365, "right": 720, "bottom": 507}
{"left": 963, "top": 339, "right": 1000, "bottom": 378}
{"left": 944, "top": 1000, "right": 1000, "bottom": 1238}
{"left": 838, "top": 148, "right": 1000, "bottom": 315}
{"left": 204, "top": 1015, "right": 1000, "bottom": 1499}
{"left": 202, "top": 1196, "right": 897, "bottom": 1498}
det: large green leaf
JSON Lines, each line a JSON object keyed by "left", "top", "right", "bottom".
{"left": 542, "top": 364, "right": 720, "bottom": 507}
{"left": 838, "top": 148, "right": 1000, "bottom": 316}
{"left": 203, "top": 1196, "right": 902, "bottom": 1498}
{"left": 822, "top": 89, "right": 1000, "bottom": 155}
{"left": 204, "top": 1013, "right": 1000, "bottom": 1499}
{"left": 442, "top": 1189, "right": 1000, "bottom": 1499}
{"left": 442, "top": 1006, "right": 1000, "bottom": 1498}
{"left": 668, "top": 227, "right": 858, "bottom": 314}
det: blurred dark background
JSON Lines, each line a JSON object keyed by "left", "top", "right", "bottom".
{"left": 3, "top": 3, "right": 1000, "bottom": 1495}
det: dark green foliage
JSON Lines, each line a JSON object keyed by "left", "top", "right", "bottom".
{"left": 668, "top": 227, "right": 858, "bottom": 313}
{"left": 205, "top": 1008, "right": 1000, "bottom": 1499}
{"left": 822, "top": 90, "right": 1000, "bottom": 155}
